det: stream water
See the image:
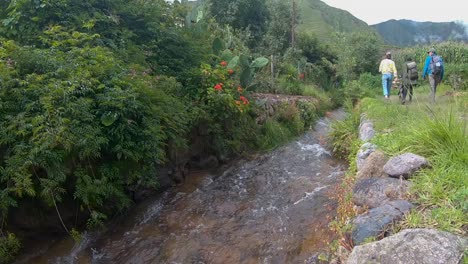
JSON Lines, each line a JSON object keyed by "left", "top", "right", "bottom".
{"left": 16, "top": 109, "right": 346, "bottom": 264}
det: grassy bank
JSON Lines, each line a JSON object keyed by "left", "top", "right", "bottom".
{"left": 328, "top": 81, "right": 467, "bottom": 255}
{"left": 360, "top": 83, "right": 467, "bottom": 234}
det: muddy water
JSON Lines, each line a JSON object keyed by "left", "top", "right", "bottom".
{"left": 17, "top": 110, "right": 346, "bottom": 264}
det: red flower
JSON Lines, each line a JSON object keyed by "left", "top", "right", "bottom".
{"left": 214, "top": 84, "right": 222, "bottom": 91}
{"left": 220, "top": 61, "right": 228, "bottom": 67}
{"left": 299, "top": 73, "right": 305, "bottom": 80}
{"left": 237, "top": 86, "right": 243, "bottom": 93}
{"left": 239, "top": 95, "right": 249, "bottom": 105}
{"left": 228, "top": 69, "right": 234, "bottom": 75}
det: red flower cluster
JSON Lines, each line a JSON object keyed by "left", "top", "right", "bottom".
{"left": 239, "top": 95, "right": 249, "bottom": 105}
{"left": 228, "top": 69, "right": 234, "bottom": 75}
{"left": 220, "top": 61, "right": 228, "bottom": 67}
{"left": 237, "top": 86, "right": 243, "bottom": 93}
{"left": 214, "top": 83, "right": 224, "bottom": 91}
{"left": 299, "top": 73, "right": 305, "bottom": 80}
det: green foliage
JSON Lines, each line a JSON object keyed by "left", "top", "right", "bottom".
{"left": 334, "top": 31, "right": 384, "bottom": 82}
{"left": 207, "top": 0, "right": 269, "bottom": 48}
{"left": 196, "top": 62, "right": 256, "bottom": 157}
{"left": 257, "top": 120, "right": 293, "bottom": 150}
{"left": 342, "top": 73, "right": 381, "bottom": 105}
{"left": 256, "top": 102, "right": 305, "bottom": 150}
{"left": 70, "top": 228, "right": 83, "bottom": 242}
{"left": 213, "top": 38, "right": 224, "bottom": 55}
{"left": 296, "top": 101, "right": 319, "bottom": 129}
{"left": 276, "top": 74, "right": 302, "bottom": 95}
{"left": 297, "top": 33, "right": 338, "bottom": 89}
{"left": 261, "top": 0, "right": 293, "bottom": 55}
{"left": 301, "top": 85, "right": 333, "bottom": 112}
{"left": 0, "top": 233, "right": 21, "bottom": 264}
{"left": 0, "top": 33, "right": 189, "bottom": 228}
{"left": 231, "top": 54, "right": 269, "bottom": 89}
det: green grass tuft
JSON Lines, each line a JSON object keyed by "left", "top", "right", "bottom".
{"left": 360, "top": 87, "right": 467, "bottom": 234}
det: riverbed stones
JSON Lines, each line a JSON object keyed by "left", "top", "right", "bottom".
{"left": 356, "top": 150, "right": 388, "bottom": 179}
{"left": 346, "top": 116, "right": 463, "bottom": 264}
{"left": 353, "top": 178, "right": 411, "bottom": 208}
{"left": 356, "top": 143, "right": 377, "bottom": 171}
{"left": 383, "top": 153, "right": 429, "bottom": 179}
{"left": 347, "top": 228, "right": 468, "bottom": 264}
{"left": 359, "top": 117, "right": 375, "bottom": 142}
{"left": 351, "top": 200, "right": 413, "bottom": 245}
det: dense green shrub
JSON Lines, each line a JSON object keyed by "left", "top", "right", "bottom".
{"left": 0, "top": 34, "right": 189, "bottom": 227}
{"left": 0, "top": 233, "right": 20, "bottom": 264}
{"left": 297, "top": 101, "right": 319, "bottom": 129}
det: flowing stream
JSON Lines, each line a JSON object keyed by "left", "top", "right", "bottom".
{"left": 16, "top": 109, "right": 346, "bottom": 264}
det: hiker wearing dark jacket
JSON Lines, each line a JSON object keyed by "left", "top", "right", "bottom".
{"left": 422, "top": 48, "right": 445, "bottom": 103}
{"left": 399, "top": 57, "right": 417, "bottom": 104}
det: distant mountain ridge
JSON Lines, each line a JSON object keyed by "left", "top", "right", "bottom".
{"left": 372, "top": 19, "right": 468, "bottom": 46}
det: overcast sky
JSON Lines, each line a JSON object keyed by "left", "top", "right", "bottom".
{"left": 321, "top": 0, "right": 467, "bottom": 25}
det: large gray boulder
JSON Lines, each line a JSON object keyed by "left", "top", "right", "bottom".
{"left": 351, "top": 200, "right": 413, "bottom": 245}
{"left": 348, "top": 228, "right": 468, "bottom": 264}
{"left": 383, "top": 153, "right": 429, "bottom": 179}
{"left": 353, "top": 178, "right": 411, "bottom": 208}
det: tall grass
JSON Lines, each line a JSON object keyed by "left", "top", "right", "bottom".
{"left": 359, "top": 91, "right": 468, "bottom": 234}
{"left": 328, "top": 101, "right": 361, "bottom": 162}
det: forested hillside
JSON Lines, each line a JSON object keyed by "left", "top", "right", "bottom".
{"left": 372, "top": 19, "right": 468, "bottom": 46}
{"left": 298, "top": 0, "right": 376, "bottom": 42}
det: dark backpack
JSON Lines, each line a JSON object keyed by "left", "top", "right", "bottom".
{"left": 430, "top": 55, "right": 443, "bottom": 76}
{"left": 406, "top": 61, "right": 418, "bottom": 81}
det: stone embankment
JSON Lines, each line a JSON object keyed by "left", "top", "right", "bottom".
{"left": 345, "top": 114, "right": 467, "bottom": 264}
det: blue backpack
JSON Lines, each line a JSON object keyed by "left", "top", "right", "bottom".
{"left": 430, "top": 55, "right": 443, "bottom": 76}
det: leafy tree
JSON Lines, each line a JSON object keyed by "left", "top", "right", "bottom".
{"left": 261, "top": 0, "right": 293, "bottom": 55}
{"left": 334, "top": 31, "right": 383, "bottom": 81}
{"left": 208, "top": 0, "right": 269, "bottom": 48}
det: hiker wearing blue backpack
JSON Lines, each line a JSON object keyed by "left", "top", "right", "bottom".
{"left": 422, "top": 48, "right": 445, "bottom": 103}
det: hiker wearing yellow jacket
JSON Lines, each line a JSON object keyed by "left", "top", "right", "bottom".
{"left": 379, "top": 51, "right": 398, "bottom": 99}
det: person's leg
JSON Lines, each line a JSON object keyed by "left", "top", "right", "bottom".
{"left": 382, "top": 74, "right": 389, "bottom": 97}
{"left": 401, "top": 84, "right": 407, "bottom": 104}
{"left": 429, "top": 75, "right": 436, "bottom": 103}
{"left": 387, "top": 74, "right": 393, "bottom": 97}
{"left": 409, "top": 84, "right": 413, "bottom": 102}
